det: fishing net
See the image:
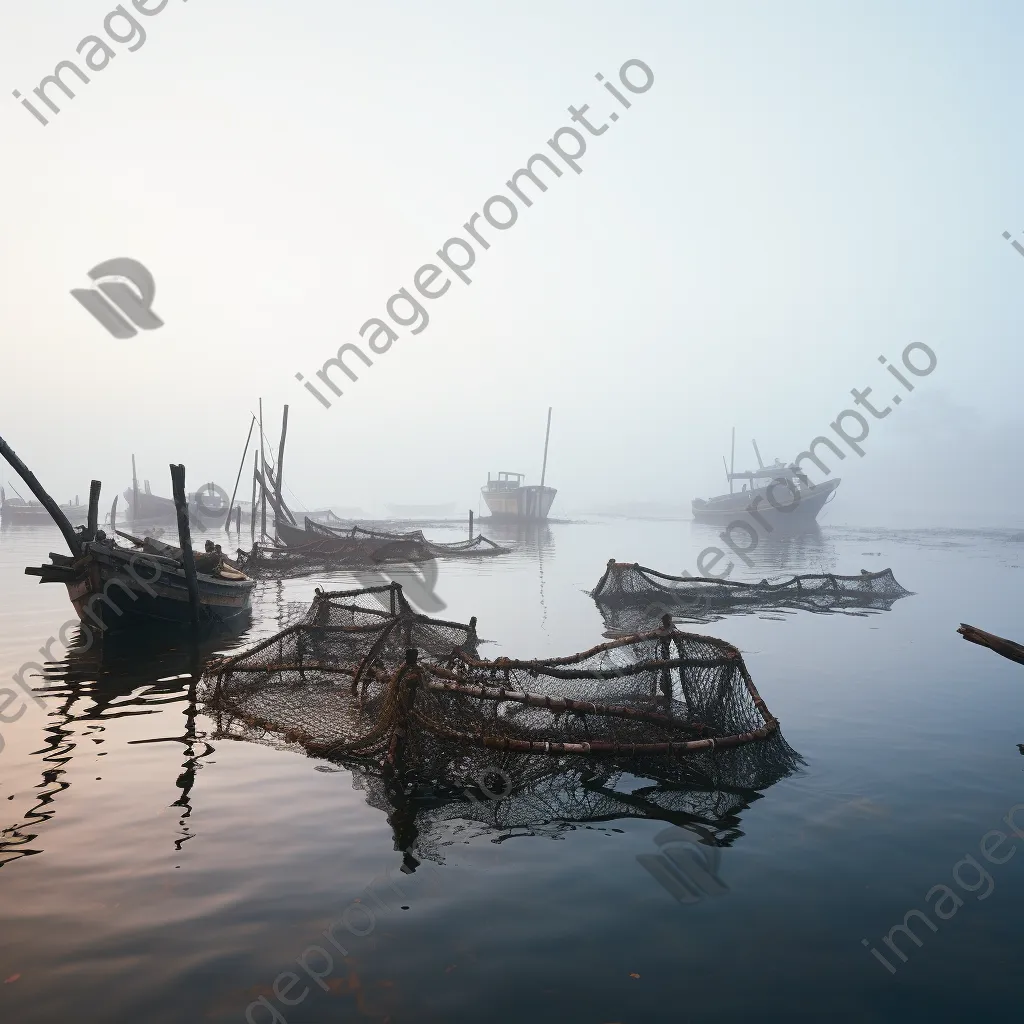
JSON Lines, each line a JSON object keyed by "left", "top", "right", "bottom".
{"left": 310, "top": 518, "right": 510, "bottom": 558}
{"left": 205, "top": 584, "right": 802, "bottom": 867}
{"left": 204, "top": 585, "right": 789, "bottom": 764}
{"left": 591, "top": 561, "right": 911, "bottom": 620}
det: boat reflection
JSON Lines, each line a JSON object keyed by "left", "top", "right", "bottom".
{"left": 0, "top": 624, "right": 249, "bottom": 868}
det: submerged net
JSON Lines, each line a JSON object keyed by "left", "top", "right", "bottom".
{"left": 591, "top": 561, "right": 912, "bottom": 621}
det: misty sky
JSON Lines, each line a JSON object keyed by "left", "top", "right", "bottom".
{"left": 1, "top": 0, "right": 1022, "bottom": 527}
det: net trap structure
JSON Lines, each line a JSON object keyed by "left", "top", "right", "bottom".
{"left": 204, "top": 583, "right": 803, "bottom": 867}
{"left": 204, "top": 583, "right": 794, "bottom": 766}
{"left": 590, "top": 559, "right": 912, "bottom": 630}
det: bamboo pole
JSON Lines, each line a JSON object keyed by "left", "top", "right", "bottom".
{"left": 250, "top": 452, "right": 258, "bottom": 543}
{"left": 170, "top": 464, "right": 201, "bottom": 629}
{"left": 0, "top": 434, "right": 82, "bottom": 556}
{"left": 273, "top": 405, "right": 289, "bottom": 544}
{"left": 258, "top": 399, "right": 267, "bottom": 541}
{"left": 539, "top": 406, "right": 552, "bottom": 488}
{"left": 131, "top": 454, "right": 140, "bottom": 524}
{"left": 226, "top": 415, "right": 256, "bottom": 535}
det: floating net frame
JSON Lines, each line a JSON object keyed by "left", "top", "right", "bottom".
{"left": 309, "top": 517, "right": 511, "bottom": 559}
{"left": 205, "top": 586, "right": 791, "bottom": 767}
{"left": 591, "top": 560, "right": 912, "bottom": 614}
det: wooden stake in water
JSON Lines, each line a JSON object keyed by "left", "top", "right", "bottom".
{"left": 86, "top": 480, "right": 101, "bottom": 541}
{"left": 170, "top": 463, "right": 201, "bottom": 629}
{"left": 468, "top": 509, "right": 473, "bottom": 539}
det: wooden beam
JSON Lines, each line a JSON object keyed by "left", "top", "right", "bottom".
{"left": 0, "top": 434, "right": 82, "bottom": 556}
{"left": 170, "top": 464, "right": 201, "bottom": 629}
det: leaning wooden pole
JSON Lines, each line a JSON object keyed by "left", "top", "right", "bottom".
{"left": 0, "top": 434, "right": 82, "bottom": 556}
{"left": 273, "top": 405, "right": 289, "bottom": 544}
{"left": 170, "top": 464, "right": 201, "bottom": 629}
{"left": 131, "top": 454, "right": 140, "bottom": 524}
{"left": 109, "top": 495, "right": 118, "bottom": 535}
{"left": 250, "top": 452, "right": 258, "bottom": 543}
{"left": 226, "top": 415, "right": 256, "bottom": 535}
{"left": 258, "top": 399, "right": 267, "bottom": 542}
{"left": 86, "top": 480, "right": 101, "bottom": 541}
{"left": 539, "top": 406, "right": 552, "bottom": 489}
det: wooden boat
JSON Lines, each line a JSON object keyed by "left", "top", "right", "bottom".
{"left": 2, "top": 487, "right": 89, "bottom": 527}
{"left": 26, "top": 532, "right": 253, "bottom": 630}
{"left": 480, "top": 408, "right": 557, "bottom": 522}
{"left": 0, "top": 434, "right": 253, "bottom": 633}
{"left": 692, "top": 432, "right": 840, "bottom": 531}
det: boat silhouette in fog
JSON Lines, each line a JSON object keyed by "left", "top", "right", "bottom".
{"left": 691, "top": 431, "right": 839, "bottom": 531}
{"left": 480, "top": 407, "right": 557, "bottom": 522}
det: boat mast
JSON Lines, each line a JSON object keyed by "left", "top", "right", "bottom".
{"left": 540, "top": 407, "right": 553, "bottom": 489}
{"left": 273, "top": 405, "right": 289, "bottom": 544}
{"left": 729, "top": 427, "right": 735, "bottom": 493}
{"left": 226, "top": 415, "right": 256, "bottom": 534}
{"left": 258, "top": 398, "right": 267, "bottom": 542}
{"left": 131, "top": 454, "right": 139, "bottom": 525}
{"left": 752, "top": 439, "right": 764, "bottom": 469}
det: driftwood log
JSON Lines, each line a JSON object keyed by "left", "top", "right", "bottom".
{"left": 958, "top": 623, "right": 1024, "bottom": 667}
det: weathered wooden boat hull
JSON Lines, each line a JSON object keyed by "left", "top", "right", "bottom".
{"left": 480, "top": 485, "right": 556, "bottom": 521}
{"left": 63, "top": 544, "right": 253, "bottom": 631}
{"left": 2, "top": 501, "right": 89, "bottom": 527}
{"left": 691, "top": 478, "right": 840, "bottom": 530}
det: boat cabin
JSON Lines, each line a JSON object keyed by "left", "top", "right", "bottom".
{"left": 485, "top": 472, "right": 526, "bottom": 492}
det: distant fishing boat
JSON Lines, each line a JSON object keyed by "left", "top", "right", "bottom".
{"left": 691, "top": 431, "right": 840, "bottom": 530}
{"left": 480, "top": 408, "right": 557, "bottom": 522}
{"left": 2, "top": 487, "right": 89, "bottom": 527}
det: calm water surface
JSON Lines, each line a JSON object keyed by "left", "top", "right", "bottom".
{"left": 1, "top": 518, "right": 1023, "bottom": 1023}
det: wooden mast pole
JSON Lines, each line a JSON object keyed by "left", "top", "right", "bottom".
{"left": 273, "top": 405, "right": 289, "bottom": 544}
{"left": 131, "top": 454, "right": 140, "bottom": 525}
{"left": 258, "top": 399, "right": 267, "bottom": 541}
{"left": 729, "top": 427, "right": 735, "bottom": 494}
{"left": 539, "top": 407, "right": 552, "bottom": 488}
{"left": 0, "top": 434, "right": 82, "bottom": 556}
{"left": 226, "top": 415, "right": 256, "bottom": 535}
{"left": 250, "top": 452, "right": 258, "bottom": 543}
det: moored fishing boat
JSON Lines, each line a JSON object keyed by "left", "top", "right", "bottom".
{"left": 2, "top": 488, "right": 89, "bottom": 527}
{"left": 480, "top": 407, "right": 557, "bottom": 522}
{"left": 692, "top": 431, "right": 840, "bottom": 532}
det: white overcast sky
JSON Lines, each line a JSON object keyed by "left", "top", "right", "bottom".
{"left": 0, "top": 0, "right": 1022, "bottom": 525}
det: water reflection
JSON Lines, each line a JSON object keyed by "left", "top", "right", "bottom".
{"left": 688, "top": 522, "right": 839, "bottom": 577}
{"left": 0, "top": 626, "right": 248, "bottom": 868}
